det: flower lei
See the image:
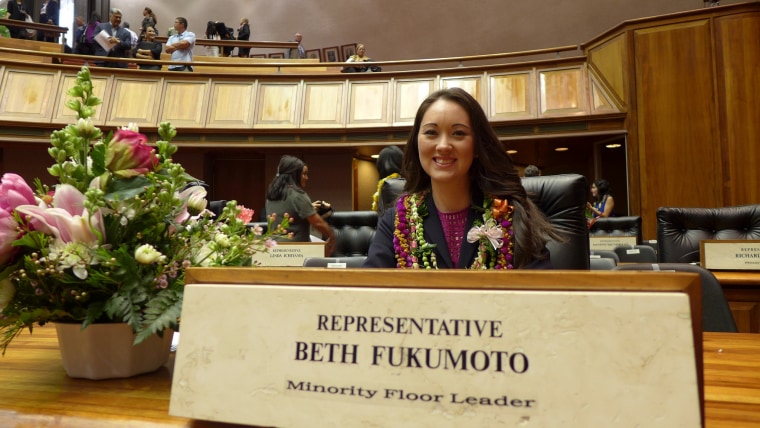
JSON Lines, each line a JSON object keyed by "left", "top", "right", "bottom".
{"left": 393, "top": 192, "right": 514, "bottom": 269}
{"left": 372, "top": 173, "right": 400, "bottom": 212}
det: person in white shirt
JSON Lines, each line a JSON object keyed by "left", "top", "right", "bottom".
{"left": 166, "top": 17, "right": 196, "bottom": 72}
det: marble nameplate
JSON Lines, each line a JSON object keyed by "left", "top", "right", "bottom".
{"left": 589, "top": 235, "right": 637, "bottom": 251}
{"left": 701, "top": 239, "right": 760, "bottom": 270}
{"left": 170, "top": 270, "right": 701, "bottom": 427}
{"left": 251, "top": 242, "right": 325, "bottom": 266}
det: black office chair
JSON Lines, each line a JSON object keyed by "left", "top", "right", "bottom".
{"left": 303, "top": 256, "right": 367, "bottom": 268}
{"left": 614, "top": 245, "right": 658, "bottom": 263}
{"left": 590, "top": 250, "right": 620, "bottom": 263}
{"left": 614, "top": 263, "right": 737, "bottom": 332}
{"left": 589, "top": 257, "right": 617, "bottom": 270}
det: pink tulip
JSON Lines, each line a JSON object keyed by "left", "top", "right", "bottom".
{"left": 0, "top": 209, "right": 19, "bottom": 266}
{"left": 15, "top": 185, "right": 105, "bottom": 245}
{"left": 105, "top": 129, "right": 159, "bottom": 178}
{"left": 0, "top": 173, "right": 36, "bottom": 212}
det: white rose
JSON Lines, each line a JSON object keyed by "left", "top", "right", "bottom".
{"left": 214, "top": 233, "right": 230, "bottom": 248}
{"left": 134, "top": 244, "right": 165, "bottom": 264}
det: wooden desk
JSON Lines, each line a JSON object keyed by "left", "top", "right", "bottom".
{"left": 712, "top": 271, "right": 760, "bottom": 333}
{"left": 1, "top": 325, "right": 758, "bottom": 427}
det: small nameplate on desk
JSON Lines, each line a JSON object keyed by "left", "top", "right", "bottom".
{"left": 589, "top": 236, "right": 637, "bottom": 251}
{"left": 170, "top": 272, "right": 700, "bottom": 427}
{"left": 251, "top": 242, "right": 325, "bottom": 266}
{"left": 701, "top": 239, "right": 760, "bottom": 271}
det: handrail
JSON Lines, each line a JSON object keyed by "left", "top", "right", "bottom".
{"left": 0, "top": 44, "right": 580, "bottom": 71}
{"left": 154, "top": 37, "right": 297, "bottom": 50}
{"left": 0, "top": 18, "right": 68, "bottom": 37}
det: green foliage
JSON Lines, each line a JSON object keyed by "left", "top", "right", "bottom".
{"left": 0, "top": 67, "right": 287, "bottom": 355}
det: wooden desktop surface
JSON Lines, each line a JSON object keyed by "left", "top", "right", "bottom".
{"left": 1, "top": 325, "right": 758, "bottom": 427}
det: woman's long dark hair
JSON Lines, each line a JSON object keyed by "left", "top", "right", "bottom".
{"left": 376, "top": 146, "right": 403, "bottom": 178}
{"left": 266, "top": 155, "right": 305, "bottom": 201}
{"left": 401, "top": 87, "right": 560, "bottom": 267}
{"left": 205, "top": 21, "right": 218, "bottom": 38}
{"left": 593, "top": 179, "right": 611, "bottom": 204}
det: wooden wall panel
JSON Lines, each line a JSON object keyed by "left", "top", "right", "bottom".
{"left": 107, "top": 79, "right": 164, "bottom": 128}
{"left": 52, "top": 74, "right": 110, "bottom": 125}
{"left": 159, "top": 80, "right": 209, "bottom": 128}
{"left": 589, "top": 73, "right": 619, "bottom": 114}
{"left": 715, "top": 13, "right": 760, "bottom": 206}
{"left": 489, "top": 72, "right": 533, "bottom": 120}
{"left": 634, "top": 20, "right": 721, "bottom": 238}
{"left": 207, "top": 82, "right": 256, "bottom": 129}
{"left": 393, "top": 79, "right": 435, "bottom": 125}
{"left": 539, "top": 67, "right": 585, "bottom": 116}
{"left": 441, "top": 76, "right": 482, "bottom": 104}
{"left": 302, "top": 82, "right": 345, "bottom": 127}
{"left": 347, "top": 81, "right": 389, "bottom": 127}
{"left": 255, "top": 83, "right": 300, "bottom": 128}
{"left": 587, "top": 34, "right": 628, "bottom": 106}
{"left": 0, "top": 70, "right": 57, "bottom": 121}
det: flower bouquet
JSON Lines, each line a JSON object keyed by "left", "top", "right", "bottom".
{"left": 0, "top": 67, "right": 287, "bottom": 354}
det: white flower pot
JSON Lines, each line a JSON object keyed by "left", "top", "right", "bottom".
{"left": 55, "top": 322, "right": 173, "bottom": 380}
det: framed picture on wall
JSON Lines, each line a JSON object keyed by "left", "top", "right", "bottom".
{"left": 341, "top": 43, "right": 357, "bottom": 62}
{"left": 322, "top": 46, "right": 339, "bottom": 62}
{"left": 250, "top": 54, "right": 267, "bottom": 59}
{"left": 268, "top": 52, "right": 285, "bottom": 59}
{"left": 305, "top": 49, "right": 322, "bottom": 61}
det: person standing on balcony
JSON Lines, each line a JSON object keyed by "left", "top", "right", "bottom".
{"left": 93, "top": 9, "right": 132, "bottom": 68}
{"left": 165, "top": 17, "right": 196, "bottom": 71}
{"left": 7, "top": 0, "right": 30, "bottom": 39}
{"left": 37, "top": 0, "right": 59, "bottom": 42}
{"left": 237, "top": 18, "right": 250, "bottom": 58}
{"left": 285, "top": 32, "right": 305, "bottom": 58}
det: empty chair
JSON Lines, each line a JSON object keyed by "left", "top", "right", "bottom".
{"left": 589, "top": 257, "right": 617, "bottom": 270}
{"left": 613, "top": 263, "right": 737, "bottom": 332}
{"left": 657, "top": 205, "right": 760, "bottom": 263}
{"left": 614, "top": 245, "right": 657, "bottom": 263}
{"left": 589, "top": 250, "right": 620, "bottom": 263}
{"left": 303, "top": 256, "right": 367, "bottom": 268}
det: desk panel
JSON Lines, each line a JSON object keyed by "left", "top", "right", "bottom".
{"left": 0, "top": 326, "right": 758, "bottom": 427}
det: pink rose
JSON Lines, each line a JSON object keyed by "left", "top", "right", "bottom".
{"left": 0, "top": 173, "right": 36, "bottom": 212}
{"left": 105, "top": 129, "right": 159, "bottom": 178}
{"left": 0, "top": 209, "right": 19, "bottom": 266}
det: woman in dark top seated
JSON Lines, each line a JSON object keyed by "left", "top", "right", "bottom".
{"left": 364, "top": 88, "right": 559, "bottom": 269}
{"left": 134, "top": 26, "right": 162, "bottom": 70}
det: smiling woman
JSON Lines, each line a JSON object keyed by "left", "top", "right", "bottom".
{"left": 363, "top": 88, "right": 561, "bottom": 270}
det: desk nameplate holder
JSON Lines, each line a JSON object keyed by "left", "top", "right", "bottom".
{"left": 701, "top": 239, "right": 760, "bottom": 271}
{"left": 251, "top": 242, "right": 325, "bottom": 266}
{"left": 589, "top": 235, "right": 637, "bottom": 251}
{"left": 170, "top": 269, "right": 704, "bottom": 428}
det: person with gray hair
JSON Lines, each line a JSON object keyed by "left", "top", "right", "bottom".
{"left": 93, "top": 8, "right": 132, "bottom": 68}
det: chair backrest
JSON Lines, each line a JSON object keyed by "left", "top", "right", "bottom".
{"left": 590, "top": 249, "right": 620, "bottom": 263}
{"left": 327, "top": 211, "right": 378, "bottom": 257}
{"left": 522, "top": 174, "right": 590, "bottom": 269}
{"left": 303, "top": 256, "right": 367, "bottom": 268}
{"left": 589, "top": 257, "right": 617, "bottom": 270}
{"left": 614, "top": 245, "right": 658, "bottom": 263}
{"left": 613, "top": 263, "right": 738, "bottom": 332}
{"left": 379, "top": 177, "right": 406, "bottom": 215}
{"left": 657, "top": 204, "right": 760, "bottom": 263}
{"left": 588, "top": 216, "right": 643, "bottom": 243}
